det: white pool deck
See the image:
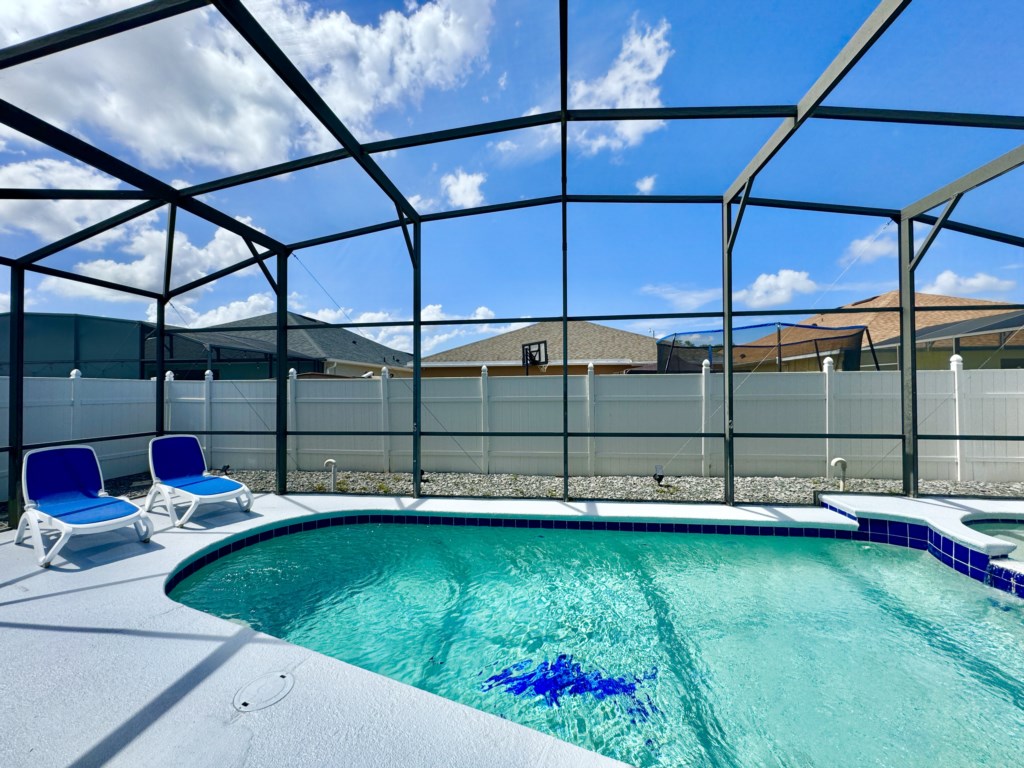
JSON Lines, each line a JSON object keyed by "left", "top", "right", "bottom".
{"left": 1, "top": 492, "right": 1020, "bottom": 768}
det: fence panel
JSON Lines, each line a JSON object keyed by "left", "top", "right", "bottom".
{"left": 959, "top": 369, "right": 1024, "bottom": 481}
{"left": 0, "top": 363, "right": 1021, "bottom": 501}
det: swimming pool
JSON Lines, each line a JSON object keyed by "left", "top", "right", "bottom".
{"left": 170, "top": 522, "right": 1024, "bottom": 767}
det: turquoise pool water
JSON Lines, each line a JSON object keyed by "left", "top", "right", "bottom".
{"left": 171, "top": 524, "right": 1024, "bottom": 767}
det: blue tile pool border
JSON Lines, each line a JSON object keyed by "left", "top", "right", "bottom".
{"left": 165, "top": 514, "right": 860, "bottom": 593}
{"left": 821, "top": 503, "right": 1024, "bottom": 599}
{"left": 164, "top": 510, "right": 1024, "bottom": 600}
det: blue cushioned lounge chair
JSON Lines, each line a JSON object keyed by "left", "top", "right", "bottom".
{"left": 16, "top": 445, "right": 153, "bottom": 567}
{"left": 144, "top": 435, "right": 253, "bottom": 527}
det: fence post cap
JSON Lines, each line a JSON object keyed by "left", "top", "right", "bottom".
{"left": 950, "top": 354, "right": 964, "bottom": 369}
{"left": 481, "top": 365, "right": 488, "bottom": 375}
{"left": 69, "top": 368, "right": 81, "bottom": 379}
{"left": 204, "top": 370, "right": 214, "bottom": 381}
{"left": 164, "top": 371, "right": 174, "bottom": 381}
{"left": 587, "top": 362, "right": 595, "bottom": 373}
{"left": 823, "top": 356, "right": 834, "bottom": 371}
{"left": 701, "top": 359, "right": 711, "bottom": 372}
{"left": 288, "top": 368, "right": 298, "bottom": 380}
{"left": 381, "top": 366, "right": 390, "bottom": 377}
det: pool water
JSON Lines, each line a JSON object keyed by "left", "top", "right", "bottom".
{"left": 171, "top": 524, "right": 1024, "bottom": 767}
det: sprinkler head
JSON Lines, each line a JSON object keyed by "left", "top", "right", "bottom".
{"left": 653, "top": 464, "right": 664, "bottom": 486}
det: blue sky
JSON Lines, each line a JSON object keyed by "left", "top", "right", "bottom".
{"left": 0, "top": 0, "right": 1021, "bottom": 354}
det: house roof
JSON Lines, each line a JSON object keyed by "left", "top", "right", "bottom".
{"left": 801, "top": 290, "right": 1011, "bottom": 346}
{"left": 423, "top": 320, "right": 657, "bottom": 366}
{"left": 875, "top": 308, "right": 1024, "bottom": 346}
{"left": 186, "top": 312, "right": 412, "bottom": 369}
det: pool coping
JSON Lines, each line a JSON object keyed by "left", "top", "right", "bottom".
{"left": 0, "top": 493, "right": 1014, "bottom": 767}
{"left": 820, "top": 494, "right": 1024, "bottom": 598}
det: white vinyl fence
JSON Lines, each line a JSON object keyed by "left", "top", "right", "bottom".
{"left": 0, "top": 356, "right": 1020, "bottom": 495}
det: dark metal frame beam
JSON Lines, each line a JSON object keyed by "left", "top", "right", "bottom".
{"left": 0, "top": 189, "right": 151, "bottom": 200}
{"left": 721, "top": 202, "right": 736, "bottom": 504}
{"left": 910, "top": 193, "right": 960, "bottom": 271}
{"left": 726, "top": 0, "right": 911, "bottom": 202}
{"left": 898, "top": 217, "right": 918, "bottom": 496}
{"left": 18, "top": 200, "right": 163, "bottom": 266}
{"left": 559, "top": 0, "right": 570, "bottom": 502}
{"left": 0, "top": 99, "right": 286, "bottom": 255}
{"left": 275, "top": 250, "right": 289, "bottom": 495}
{"left": 412, "top": 222, "right": 422, "bottom": 498}
{"left": 171, "top": 106, "right": 1024, "bottom": 206}
{"left": 0, "top": 0, "right": 209, "bottom": 71}
{"left": 7, "top": 267, "right": 25, "bottom": 526}
{"left": 212, "top": 0, "right": 420, "bottom": 223}
{"left": 903, "top": 143, "right": 1024, "bottom": 220}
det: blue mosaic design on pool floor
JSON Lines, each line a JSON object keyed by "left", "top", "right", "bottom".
{"left": 481, "top": 654, "right": 658, "bottom": 723}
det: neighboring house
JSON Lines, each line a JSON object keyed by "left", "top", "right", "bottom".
{"left": 0, "top": 312, "right": 412, "bottom": 380}
{"left": 656, "top": 291, "right": 1018, "bottom": 373}
{"left": 422, "top": 320, "right": 657, "bottom": 377}
{"left": 802, "top": 291, "right": 1015, "bottom": 370}
{"left": 193, "top": 313, "right": 413, "bottom": 379}
{"left": 873, "top": 308, "right": 1024, "bottom": 369}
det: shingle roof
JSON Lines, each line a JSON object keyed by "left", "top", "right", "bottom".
{"left": 185, "top": 312, "right": 412, "bottom": 368}
{"left": 875, "top": 308, "right": 1024, "bottom": 346}
{"left": 423, "top": 320, "right": 656, "bottom": 365}
{"left": 803, "top": 290, "right": 1010, "bottom": 345}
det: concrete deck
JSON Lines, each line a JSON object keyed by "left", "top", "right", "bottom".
{"left": 0, "top": 495, "right": 860, "bottom": 767}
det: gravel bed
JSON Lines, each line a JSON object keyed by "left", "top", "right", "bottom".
{"left": 3, "top": 471, "right": 1021, "bottom": 528}
{"left": 144, "top": 469, "right": 1024, "bottom": 505}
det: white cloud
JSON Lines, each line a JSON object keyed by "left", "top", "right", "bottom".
{"left": 0, "top": 159, "right": 148, "bottom": 248}
{"left": 159, "top": 293, "right": 278, "bottom": 327}
{"left": 734, "top": 269, "right": 817, "bottom": 308}
{"left": 635, "top": 174, "right": 656, "bottom": 195}
{"left": 498, "top": 71, "right": 508, "bottom": 90}
{"left": 495, "top": 18, "right": 672, "bottom": 162}
{"left": 569, "top": 16, "right": 672, "bottom": 154}
{"left": 408, "top": 193, "right": 439, "bottom": 213}
{"left": 839, "top": 225, "right": 897, "bottom": 267}
{"left": 304, "top": 302, "right": 526, "bottom": 354}
{"left": 441, "top": 168, "right": 486, "bottom": 209}
{"left": 36, "top": 217, "right": 261, "bottom": 302}
{"left": 839, "top": 221, "right": 933, "bottom": 267}
{"left": 0, "top": 0, "right": 494, "bottom": 172}
{"left": 921, "top": 270, "right": 1015, "bottom": 297}
{"left": 641, "top": 283, "right": 720, "bottom": 311}
{"left": 0, "top": 289, "right": 39, "bottom": 313}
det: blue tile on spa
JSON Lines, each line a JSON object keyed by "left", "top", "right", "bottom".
{"left": 969, "top": 550, "right": 989, "bottom": 570}
{"left": 889, "top": 521, "right": 908, "bottom": 538}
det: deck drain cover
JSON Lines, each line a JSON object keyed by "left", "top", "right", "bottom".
{"left": 233, "top": 672, "right": 294, "bottom": 712}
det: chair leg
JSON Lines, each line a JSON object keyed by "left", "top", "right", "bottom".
{"left": 237, "top": 490, "right": 253, "bottom": 512}
{"left": 161, "top": 487, "right": 181, "bottom": 527}
{"left": 143, "top": 486, "right": 159, "bottom": 515}
{"left": 16, "top": 512, "right": 51, "bottom": 567}
{"left": 41, "top": 525, "right": 73, "bottom": 568}
{"left": 134, "top": 513, "right": 153, "bottom": 543}
{"left": 177, "top": 498, "right": 200, "bottom": 528}
{"left": 14, "top": 511, "right": 30, "bottom": 544}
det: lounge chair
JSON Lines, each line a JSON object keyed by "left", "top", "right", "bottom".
{"left": 144, "top": 435, "right": 253, "bottom": 527}
{"left": 16, "top": 445, "right": 153, "bottom": 567}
